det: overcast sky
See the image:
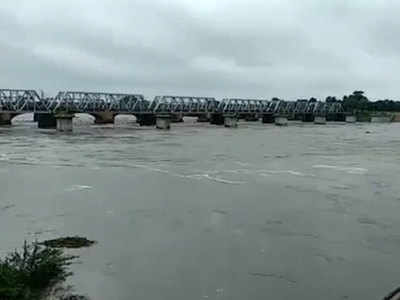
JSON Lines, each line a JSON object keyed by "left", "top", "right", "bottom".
{"left": 0, "top": 0, "right": 399, "bottom": 100}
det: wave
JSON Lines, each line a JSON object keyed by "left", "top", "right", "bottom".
{"left": 65, "top": 185, "right": 93, "bottom": 192}
{"left": 184, "top": 174, "right": 245, "bottom": 185}
{"left": 258, "top": 170, "right": 314, "bottom": 177}
{"left": 203, "top": 174, "right": 245, "bottom": 185}
{"left": 312, "top": 165, "right": 368, "bottom": 174}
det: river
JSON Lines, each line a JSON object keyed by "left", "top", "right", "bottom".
{"left": 0, "top": 114, "right": 399, "bottom": 300}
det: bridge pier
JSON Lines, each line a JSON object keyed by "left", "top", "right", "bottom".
{"left": 55, "top": 113, "right": 74, "bottom": 132}
{"left": 371, "top": 116, "right": 391, "bottom": 123}
{"left": 293, "top": 113, "right": 303, "bottom": 121}
{"left": 275, "top": 116, "right": 288, "bottom": 126}
{"left": 171, "top": 113, "right": 184, "bottom": 123}
{"left": 0, "top": 113, "right": 19, "bottom": 125}
{"left": 210, "top": 113, "right": 224, "bottom": 125}
{"left": 197, "top": 113, "right": 210, "bottom": 123}
{"left": 335, "top": 113, "right": 346, "bottom": 122}
{"left": 326, "top": 113, "right": 336, "bottom": 122}
{"left": 262, "top": 113, "right": 275, "bottom": 124}
{"left": 91, "top": 112, "right": 116, "bottom": 124}
{"left": 356, "top": 112, "right": 371, "bottom": 122}
{"left": 302, "top": 113, "right": 315, "bottom": 122}
{"left": 314, "top": 116, "right": 327, "bottom": 124}
{"left": 156, "top": 114, "right": 171, "bottom": 130}
{"left": 136, "top": 114, "right": 156, "bottom": 126}
{"left": 224, "top": 115, "right": 238, "bottom": 128}
{"left": 345, "top": 115, "right": 356, "bottom": 123}
{"left": 33, "top": 113, "right": 39, "bottom": 122}
{"left": 37, "top": 113, "right": 57, "bottom": 129}
{"left": 244, "top": 114, "right": 259, "bottom": 121}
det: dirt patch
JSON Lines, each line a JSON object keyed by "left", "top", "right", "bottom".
{"left": 40, "top": 237, "right": 96, "bottom": 249}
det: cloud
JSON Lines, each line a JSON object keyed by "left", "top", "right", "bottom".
{"left": 0, "top": 0, "right": 399, "bottom": 100}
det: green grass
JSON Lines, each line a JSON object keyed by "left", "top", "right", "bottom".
{"left": 0, "top": 241, "right": 76, "bottom": 300}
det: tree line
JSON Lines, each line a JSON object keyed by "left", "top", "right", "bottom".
{"left": 288, "top": 91, "right": 400, "bottom": 113}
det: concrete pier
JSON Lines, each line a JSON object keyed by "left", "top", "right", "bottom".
{"left": 302, "top": 113, "right": 314, "bottom": 122}
{"left": 275, "top": 116, "right": 288, "bottom": 126}
{"left": 55, "top": 113, "right": 74, "bottom": 132}
{"left": 314, "top": 116, "right": 327, "bottom": 124}
{"left": 294, "top": 113, "right": 303, "bottom": 121}
{"left": 171, "top": 113, "right": 184, "bottom": 123}
{"left": 262, "top": 113, "right": 275, "bottom": 124}
{"left": 210, "top": 113, "right": 224, "bottom": 125}
{"left": 335, "top": 113, "right": 346, "bottom": 122}
{"left": 33, "top": 113, "right": 39, "bottom": 122}
{"left": 244, "top": 114, "right": 259, "bottom": 121}
{"left": 156, "top": 114, "right": 171, "bottom": 130}
{"left": 345, "top": 115, "right": 356, "bottom": 123}
{"left": 197, "top": 113, "right": 210, "bottom": 123}
{"left": 224, "top": 115, "right": 238, "bottom": 128}
{"left": 371, "top": 116, "right": 391, "bottom": 123}
{"left": 0, "top": 113, "right": 18, "bottom": 125}
{"left": 327, "top": 113, "right": 345, "bottom": 122}
{"left": 136, "top": 114, "right": 156, "bottom": 126}
{"left": 37, "top": 114, "right": 57, "bottom": 129}
{"left": 91, "top": 112, "right": 116, "bottom": 124}
{"left": 356, "top": 113, "right": 371, "bottom": 122}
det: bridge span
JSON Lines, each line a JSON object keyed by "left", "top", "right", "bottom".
{"left": 0, "top": 89, "right": 350, "bottom": 131}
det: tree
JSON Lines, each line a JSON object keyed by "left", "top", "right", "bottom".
{"left": 342, "top": 91, "right": 370, "bottom": 113}
{"left": 308, "top": 97, "right": 318, "bottom": 103}
{"left": 326, "top": 96, "right": 338, "bottom": 103}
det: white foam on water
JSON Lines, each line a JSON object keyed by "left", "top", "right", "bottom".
{"left": 65, "top": 185, "right": 93, "bottom": 192}
{"left": 287, "top": 170, "right": 309, "bottom": 176}
{"left": 203, "top": 174, "right": 245, "bottom": 185}
{"left": 0, "top": 154, "right": 9, "bottom": 161}
{"left": 184, "top": 174, "right": 245, "bottom": 185}
{"left": 236, "top": 161, "right": 252, "bottom": 167}
{"left": 223, "top": 169, "right": 254, "bottom": 175}
{"left": 181, "top": 174, "right": 206, "bottom": 180}
{"left": 259, "top": 173, "right": 272, "bottom": 177}
{"left": 259, "top": 170, "right": 315, "bottom": 177}
{"left": 313, "top": 165, "right": 368, "bottom": 174}
{"left": 132, "top": 163, "right": 171, "bottom": 174}
{"left": 128, "top": 163, "right": 248, "bottom": 185}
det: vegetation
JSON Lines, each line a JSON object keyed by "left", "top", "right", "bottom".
{"left": 327, "top": 91, "right": 400, "bottom": 113}
{"left": 39, "top": 237, "right": 96, "bottom": 249}
{"left": 0, "top": 241, "right": 76, "bottom": 300}
{"left": 287, "top": 91, "right": 400, "bottom": 114}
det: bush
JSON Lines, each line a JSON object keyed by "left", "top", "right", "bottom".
{"left": 0, "top": 241, "right": 76, "bottom": 300}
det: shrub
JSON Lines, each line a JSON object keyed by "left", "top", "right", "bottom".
{"left": 0, "top": 241, "right": 76, "bottom": 300}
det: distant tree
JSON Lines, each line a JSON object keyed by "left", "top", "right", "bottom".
{"left": 325, "top": 96, "right": 338, "bottom": 103}
{"left": 308, "top": 97, "right": 318, "bottom": 103}
{"left": 342, "top": 91, "right": 370, "bottom": 113}
{"left": 374, "top": 99, "right": 400, "bottom": 112}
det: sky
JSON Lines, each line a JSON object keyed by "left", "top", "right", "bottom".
{"left": 0, "top": 0, "right": 399, "bottom": 100}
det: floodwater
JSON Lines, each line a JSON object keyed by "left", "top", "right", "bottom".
{"left": 1, "top": 114, "right": 400, "bottom": 300}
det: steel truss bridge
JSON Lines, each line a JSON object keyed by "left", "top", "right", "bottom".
{"left": 0, "top": 89, "right": 344, "bottom": 116}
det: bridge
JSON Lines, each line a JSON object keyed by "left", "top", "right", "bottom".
{"left": 0, "top": 89, "right": 349, "bottom": 131}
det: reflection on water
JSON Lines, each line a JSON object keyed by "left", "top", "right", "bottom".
{"left": 1, "top": 114, "right": 400, "bottom": 300}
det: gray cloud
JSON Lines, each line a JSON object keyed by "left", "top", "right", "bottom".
{"left": 0, "top": 0, "right": 399, "bottom": 100}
